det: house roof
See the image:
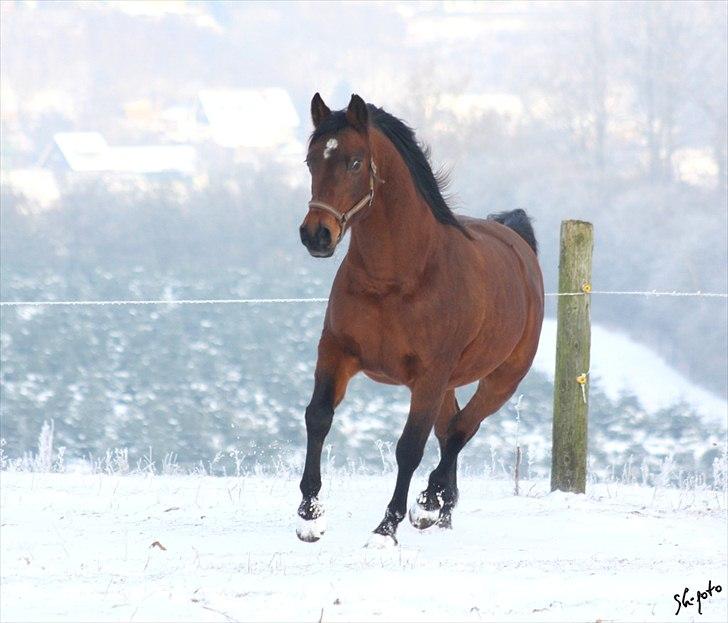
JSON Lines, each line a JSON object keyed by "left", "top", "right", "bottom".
{"left": 53, "top": 132, "right": 109, "bottom": 171}
{"left": 52, "top": 132, "right": 196, "bottom": 174}
{"left": 106, "top": 146, "right": 196, "bottom": 174}
{"left": 198, "top": 88, "right": 300, "bottom": 149}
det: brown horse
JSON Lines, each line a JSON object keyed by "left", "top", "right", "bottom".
{"left": 297, "top": 93, "right": 544, "bottom": 546}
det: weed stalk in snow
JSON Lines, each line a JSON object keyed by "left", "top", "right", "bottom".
{"left": 513, "top": 395, "right": 523, "bottom": 496}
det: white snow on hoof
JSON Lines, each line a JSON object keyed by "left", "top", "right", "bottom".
{"left": 296, "top": 514, "right": 326, "bottom": 543}
{"left": 365, "top": 532, "right": 397, "bottom": 549}
{"left": 408, "top": 501, "right": 440, "bottom": 530}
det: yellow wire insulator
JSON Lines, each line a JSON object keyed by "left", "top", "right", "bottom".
{"left": 581, "top": 282, "right": 592, "bottom": 293}
{"left": 576, "top": 373, "right": 588, "bottom": 385}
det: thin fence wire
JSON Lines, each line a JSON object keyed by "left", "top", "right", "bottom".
{"left": 0, "top": 290, "right": 726, "bottom": 307}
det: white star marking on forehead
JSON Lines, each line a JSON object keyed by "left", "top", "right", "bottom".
{"left": 323, "top": 138, "right": 338, "bottom": 159}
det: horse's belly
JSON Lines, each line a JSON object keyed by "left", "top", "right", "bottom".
{"left": 363, "top": 370, "right": 402, "bottom": 386}
{"left": 357, "top": 345, "right": 412, "bottom": 386}
{"left": 354, "top": 336, "right": 417, "bottom": 387}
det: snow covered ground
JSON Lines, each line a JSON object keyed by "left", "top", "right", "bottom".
{"left": 1, "top": 472, "right": 726, "bottom": 622}
{"left": 534, "top": 319, "right": 728, "bottom": 424}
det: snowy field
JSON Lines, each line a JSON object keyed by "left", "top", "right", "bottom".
{"left": 1, "top": 472, "right": 726, "bottom": 623}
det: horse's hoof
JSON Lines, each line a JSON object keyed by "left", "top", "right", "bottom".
{"left": 296, "top": 513, "right": 326, "bottom": 543}
{"left": 408, "top": 500, "right": 440, "bottom": 530}
{"left": 365, "top": 532, "right": 397, "bottom": 549}
{"left": 436, "top": 509, "right": 453, "bottom": 530}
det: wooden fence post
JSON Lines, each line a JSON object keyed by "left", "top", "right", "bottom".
{"left": 551, "top": 220, "right": 593, "bottom": 493}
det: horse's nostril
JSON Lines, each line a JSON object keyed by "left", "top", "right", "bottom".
{"left": 300, "top": 223, "right": 333, "bottom": 254}
{"left": 318, "top": 226, "right": 332, "bottom": 246}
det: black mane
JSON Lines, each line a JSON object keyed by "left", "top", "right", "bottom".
{"left": 310, "top": 105, "right": 468, "bottom": 236}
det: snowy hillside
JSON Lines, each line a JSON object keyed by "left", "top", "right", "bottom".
{"left": 1, "top": 472, "right": 726, "bottom": 622}
{"left": 1, "top": 299, "right": 726, "bottom": 478}
{"left": 534, "top": 319, "right": 728, "bottom": 424}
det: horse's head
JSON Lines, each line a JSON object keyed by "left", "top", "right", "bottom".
{"left": 300, "top": 93, "right": 375, "bottom": 258}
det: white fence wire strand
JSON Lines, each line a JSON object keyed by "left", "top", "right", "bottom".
{"left": 0, "top": 291, "right": 726, "bottom": 307}
{"left": 0, "top": 298, "right": 330, "bottom": 307}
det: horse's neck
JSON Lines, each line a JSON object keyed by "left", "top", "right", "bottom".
{"left": 346, "top": 141, "right": 443, "bottom": 292}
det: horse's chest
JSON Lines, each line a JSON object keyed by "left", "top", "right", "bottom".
{"left": 331, "top": 301, "right": 427, "bottom": 385}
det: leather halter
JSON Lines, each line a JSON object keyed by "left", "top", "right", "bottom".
{"left": 307, "top": 159, "right": 379, "bottom": 244}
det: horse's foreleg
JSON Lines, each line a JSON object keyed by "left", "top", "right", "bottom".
{"left": 368, "top": 378, "right": 448, "bottom": 547}
{"left": 297, "top": 337, "right": 358, "bottom": 542}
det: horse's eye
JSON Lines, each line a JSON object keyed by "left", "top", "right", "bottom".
{"left": 349, "top": 159, "right": 362, "bottom": 172}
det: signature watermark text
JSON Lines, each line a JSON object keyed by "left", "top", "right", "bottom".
{"left": 674, "top": 580, "right": 722, "bottom": 615}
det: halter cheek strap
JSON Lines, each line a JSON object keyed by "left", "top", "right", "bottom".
{"left": 307, "top": 159, "right": 379, "bottom": 243}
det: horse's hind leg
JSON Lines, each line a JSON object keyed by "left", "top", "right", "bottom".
{"left": 409, "top": 390, "right": 460, "bottom": 530}
{"left": 410, "top": 366, "right": 523, "bottom": 530}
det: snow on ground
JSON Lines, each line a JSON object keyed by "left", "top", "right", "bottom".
{"left": 534, "top": 319, "right": 728, "bottom": 424}
{"left": 1, "top": 472, "right": 726, "bottom": 622}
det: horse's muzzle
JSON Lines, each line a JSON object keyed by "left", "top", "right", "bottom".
{"left": 300, "top": 223, "right": 335, "bottom": 258}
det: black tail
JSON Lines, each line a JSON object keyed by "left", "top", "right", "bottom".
{"left": 488, "top": 209, "right": 538, "bottom": 255}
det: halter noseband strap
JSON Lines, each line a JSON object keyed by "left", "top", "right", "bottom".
{"left": 307, "top": 159, "right": 379, "bottom": 243}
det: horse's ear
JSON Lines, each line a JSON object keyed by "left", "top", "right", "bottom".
{"left": 346, "top": 94, "right": 368, "bottom": 133}
{"left": 311, "top": 93, "right": 331, "bottom": 129}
